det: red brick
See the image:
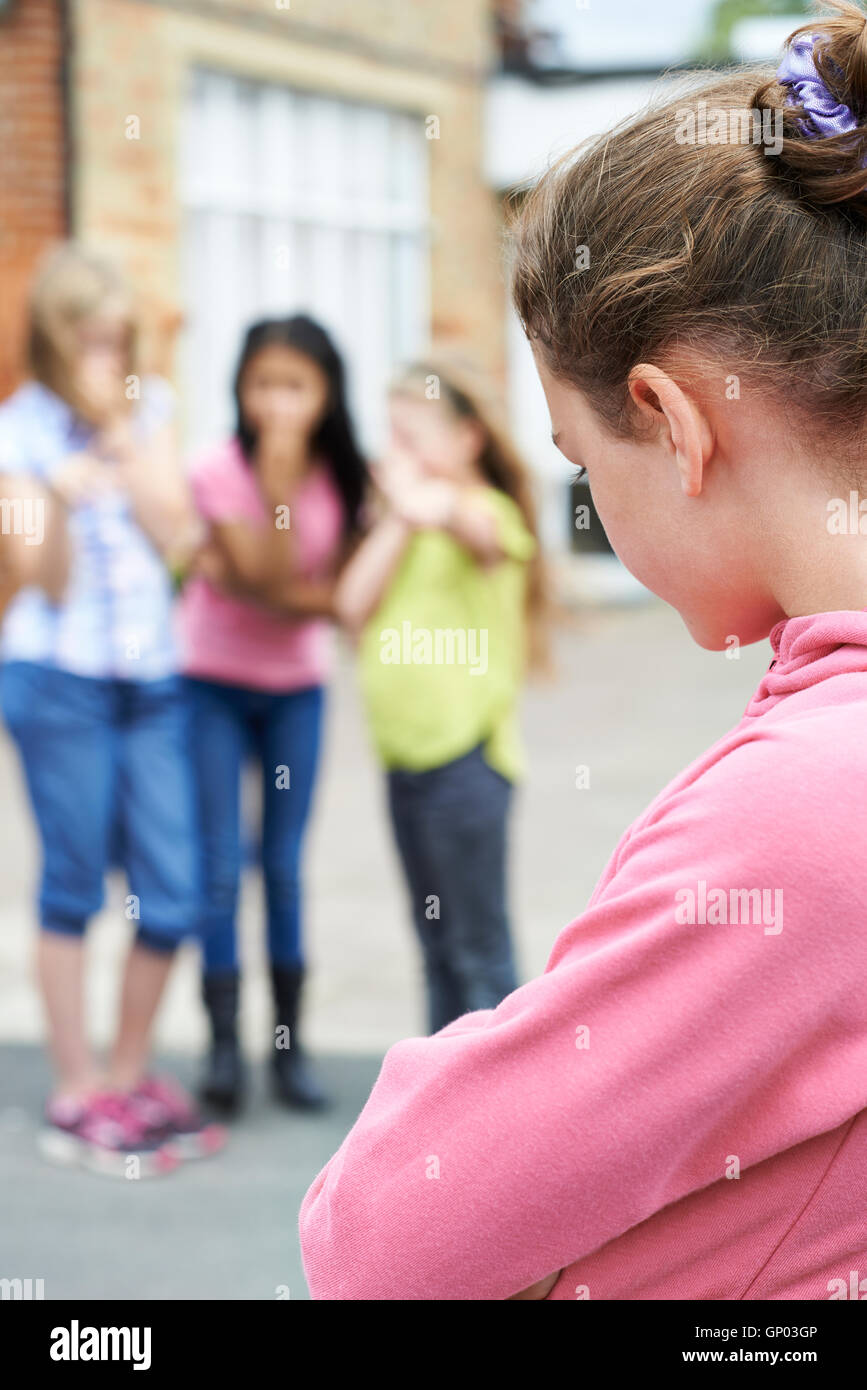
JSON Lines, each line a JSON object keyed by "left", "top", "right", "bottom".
{"left": 0, "top": 0, "right": 65, "bottom": 400}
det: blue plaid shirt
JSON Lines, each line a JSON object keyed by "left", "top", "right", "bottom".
{"left": 0, "top": 379, "right": 178, "bottom": 681}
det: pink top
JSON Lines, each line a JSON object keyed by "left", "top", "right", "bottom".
{"left": 179, "top": 438, "right": 344, "bottom": 691}
{"left": 299, "top": 609, "right": 867, "bottom": 1300}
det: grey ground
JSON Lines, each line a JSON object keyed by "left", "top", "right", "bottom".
{"left": 0, "top": 598, "right": 770, "bottom": 1299}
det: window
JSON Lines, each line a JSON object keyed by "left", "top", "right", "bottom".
{"left": 179, "top": 69, "right": 430, "bottom": 454}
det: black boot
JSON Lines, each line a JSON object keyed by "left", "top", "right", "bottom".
{"left": 200, "top": 970, "right": 246, "bottom": 1114}
{"left": 270, "top": 963, "right": 329, "bottom": 1111}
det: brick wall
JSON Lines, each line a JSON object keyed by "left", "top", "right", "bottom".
{"left": 0, "top": 0, "right": 67, "bottom": 402}
{"left": 0, "top": 0, "right": 506, "bottom": 402}
{"left": 172, "top": 0, "right": 492, "bottom": 73}
{"left": 74, "top": 0, "right": 506, "bottom": 384}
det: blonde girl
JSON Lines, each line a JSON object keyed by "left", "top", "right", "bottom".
{"left": 0, "top": 244, "right": 222, "bottom": 1175}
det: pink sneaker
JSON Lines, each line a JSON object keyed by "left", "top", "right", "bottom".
{"left": 127, "top": 1075, "right": 227, "bottom": 1160}
{"left": 39, "top": 1091, "right": 181, "bottom": 1178}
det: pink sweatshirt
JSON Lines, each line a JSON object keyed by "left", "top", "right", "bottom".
{"left": 299, "top": 610, "right": 867, "bottom": 1300}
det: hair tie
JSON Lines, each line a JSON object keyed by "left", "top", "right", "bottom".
{"left": 776, "top": 32, "right": 865, "bottom": 158}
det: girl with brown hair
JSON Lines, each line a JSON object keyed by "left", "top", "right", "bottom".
{"left": 335, "top": 356, "right": 547, "bottom": 1035}
{"left": 302, "top": 4, "right": 867, "bottom": 1298}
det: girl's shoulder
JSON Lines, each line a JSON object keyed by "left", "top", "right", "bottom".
{"left": 0, "top": 381, "right": 74, "bottom": 473}
{"left": 0, "top": 377, "right": 177, "bottom": 473}
{"left": 188, "top": 436, "right": 247, "bottom": 484}
{"left": 0, "top": 379, "right": 47, "bottom": 421}
{"left": 188, "top": 437, "right": 257, "bottom": 520}
{"left": 467, "top": 484, "right": 537, "bottom": 563}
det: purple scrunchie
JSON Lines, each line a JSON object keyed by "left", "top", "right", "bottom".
{"left": 776, "top": 32, "right": 864, "bottom": 154}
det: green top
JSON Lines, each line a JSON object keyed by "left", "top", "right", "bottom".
{"left": 358, "top": 485, "right": 536, "bottom": 782}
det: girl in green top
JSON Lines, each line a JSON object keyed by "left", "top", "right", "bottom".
{"left": 336, "top": 358, "right": 547, "bottom": 1033}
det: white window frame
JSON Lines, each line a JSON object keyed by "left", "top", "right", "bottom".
{"left": 179, "top": 68, "right": 431, "bottom": 455}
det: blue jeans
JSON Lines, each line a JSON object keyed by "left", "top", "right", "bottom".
{"left": 387, "top": 744, "right": 519, "bottom": 1034}
{"left": 0, "top": 661, "right": 200, "bottom": 952}
{"left": 185, "top": 678, "right": 324, "bottom": 974}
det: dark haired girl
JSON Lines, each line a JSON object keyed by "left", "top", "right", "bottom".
{"left": 180, "top": 315, "right": 367, "bottom": 1114}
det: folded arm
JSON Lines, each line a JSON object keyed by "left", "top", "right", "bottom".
{"left": 299, "top": 735, "right": 866, "bottom": 1299}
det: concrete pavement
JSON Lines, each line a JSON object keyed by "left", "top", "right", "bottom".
{"left": 0, "top": 599, "right": 771, "bottom": 1299}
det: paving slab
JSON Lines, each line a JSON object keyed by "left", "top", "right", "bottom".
{"left": 0, "top": 601, "right": 772, "bottom": 1298}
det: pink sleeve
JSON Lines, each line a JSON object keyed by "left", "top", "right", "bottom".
{"left": 298, "top": 727, "right": 866, "bottom": 1299}
{"left": 190, "top": 449, "right": 253, "bottom": 524}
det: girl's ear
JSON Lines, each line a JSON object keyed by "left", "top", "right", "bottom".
{"left": 627, "top": 363, "right": 714, "bottom": 498}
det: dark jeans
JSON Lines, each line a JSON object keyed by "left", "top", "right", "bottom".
{"left": 387, "top": 744, "right": 519, "bottom": 1034}
{"left": 185, "top": 677, "right": 324, "bottom": 974}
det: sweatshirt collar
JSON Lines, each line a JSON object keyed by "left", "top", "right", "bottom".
{"left": 747, "top": 609, "right": 867, "bottom": 716}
